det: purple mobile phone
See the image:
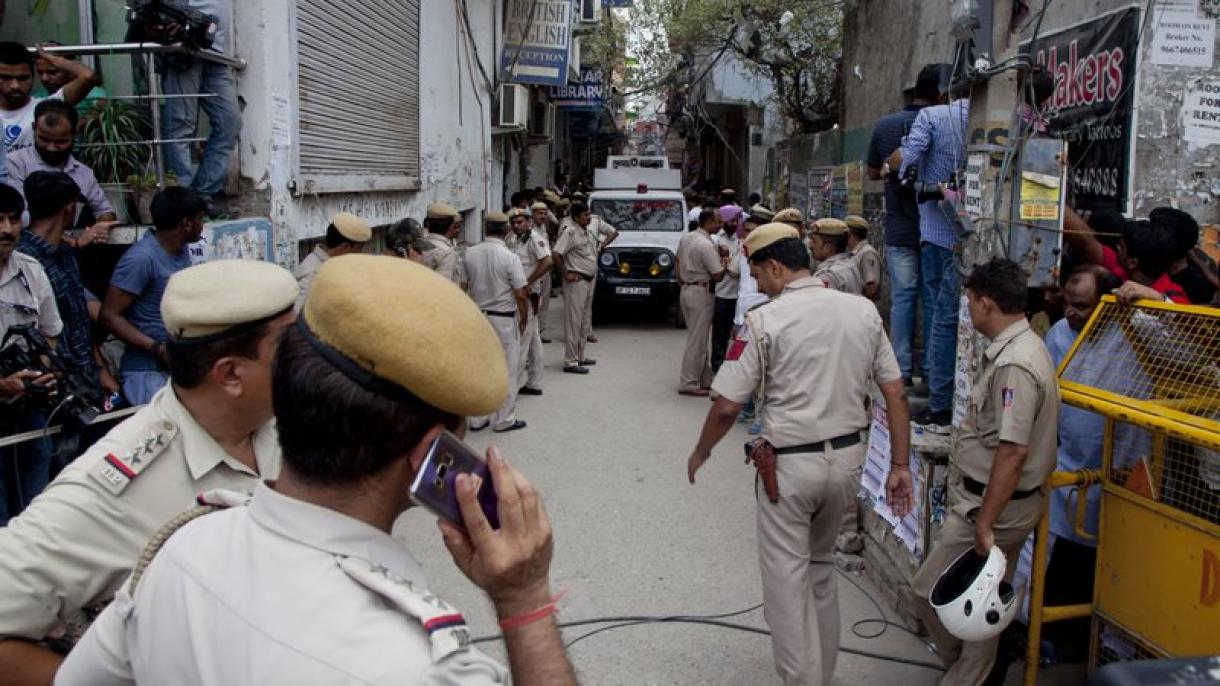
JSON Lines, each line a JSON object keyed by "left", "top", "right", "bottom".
{"left": 409, "top": 430, "right": 500, "bottom": 531}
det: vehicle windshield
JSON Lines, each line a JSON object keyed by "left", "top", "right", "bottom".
{"left": 590, "top": 198, "right": 684, "bottom": 232}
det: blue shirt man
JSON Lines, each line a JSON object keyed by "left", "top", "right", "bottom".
{"left": 899, "top": 98, "right": 970, "bottom": 250}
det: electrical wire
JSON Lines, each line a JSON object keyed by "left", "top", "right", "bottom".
{"left": 467, "top": 570, "right": 944, "bottom": 672}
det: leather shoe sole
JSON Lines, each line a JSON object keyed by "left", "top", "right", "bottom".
{"left": 563, "top": 366, "right": 589, "bottom": 374}
{"left": 678, "top": 389, "right": 710, "bottom": 397}
{"left": 493, "top": 419, "right": 527, "bottom": 433}
{"left": 518, "top": 386, "right": 543, "bottom": 396}
{"left": 579, "top": 359, "right": 596, "bottom": 366}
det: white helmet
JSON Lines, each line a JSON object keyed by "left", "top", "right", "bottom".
{"left": 929, "top": 546, "right": 1018, "bottom": 642}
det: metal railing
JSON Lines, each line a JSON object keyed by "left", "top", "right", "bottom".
{"left": 34, "top": 42, "right": 246, "bottom": 190}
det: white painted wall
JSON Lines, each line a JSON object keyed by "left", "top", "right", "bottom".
{"left": 707, "top": 56, "right": 784, "bottom": 197}
{"left": 234, "top": 0, "right": 503, "bottom": 266}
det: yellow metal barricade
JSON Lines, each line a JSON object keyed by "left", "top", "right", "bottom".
{"left": 1024, "top": 297, "right": 1220, "bottom": 684}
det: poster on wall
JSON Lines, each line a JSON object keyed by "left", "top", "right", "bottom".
{"left": 1025, "top": 7, "right": 1140, "bottom": 214}
{"left": 501, "top": 0, "right": 573, "bottom": 86}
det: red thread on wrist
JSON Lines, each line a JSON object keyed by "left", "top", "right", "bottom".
{"left": 498, "top": 591, "right": 565, "bottom": 632}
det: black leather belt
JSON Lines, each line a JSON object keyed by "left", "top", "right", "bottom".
{"left": 962, "top": 475, "right": 1041, "bottom": 500}
{"left": 483, "top": 310, "right": 516, "bottom": 318}
{"left": 774, "top": 432, "right": 862, "bottom": 455}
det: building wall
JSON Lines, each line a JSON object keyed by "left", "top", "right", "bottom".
{"left": 704, "top": 55, "right": 785, "bottom": 196}
{"left": 235, "top": 0, "right": 504, "bottom": 266}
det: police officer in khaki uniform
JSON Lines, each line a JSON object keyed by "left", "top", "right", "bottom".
{"left": 422, "top": 203, "right": 466, "bottom": 288}
{"left": 513, "top": 208, "right": 553, "bottom": 396}
{"left": 293, "top": 212, "right": 371, "bottom": 311}
{"left": 0, "top": 260, "right": 297, "bottom": 684}
{"left": 551, "top": 202, "right": 599, "bottom": 374}
{"left": 773, "top": 207, "right": 806, "bottom": 233}
{"left": 845, "top": 215, "right": 883, "bottom": 301}
{"left": 58, "top": 255, "right": 578, "bottom": 686}
{"left": 910, "top": 258, "right": 1059, "bottom": 686}
{"left": 809, "top": 218, "right": 865, "bottom": 296}
{"left": 465, "top": 212, "right": 529, "bottom": 433}
{"left": 686, "top": 224, "right": 913, "bottom": 686}
{"left": 676, "top": 208, "right": 727, "bottom": 395}
{"left": 529, "top": 203, "right": 556, "bottom": 342}
{"left": 581, "top": 212, "right": 619, "bottom": 344}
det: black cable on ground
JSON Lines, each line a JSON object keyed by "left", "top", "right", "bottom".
{"left": 469, "top": 572, "right": 944, "bottom": 672}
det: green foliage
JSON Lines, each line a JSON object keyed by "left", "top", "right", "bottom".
{"left": 75, "top": 99, "right": 154, "bottom": 184}
{"left": 629, "top": 0, "right": 844, "bottom": 134}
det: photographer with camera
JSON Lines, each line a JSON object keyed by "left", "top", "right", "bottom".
{"left": 0, "top": 184, "right": 61, "bottom": 525}
{"left": 130, "top": 0, "right": 239, "bottom": 211}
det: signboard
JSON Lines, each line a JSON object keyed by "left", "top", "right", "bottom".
{"left": 1184, "top": 81, "right": 1220, "bottom": 146}
{"left": 501, "top": 0, "right": 573, "bottom": 86}
{"left": 964, "top": 153, "right": 986, "bottom": 220}
{"left": 1027, "top": 7, "right": 1140, "bottom": 213}
{"left": 549, "top": 68, "right": 606, "bottom": 109}
{"left": 1151, "top": 9, "right": 1215, "bottom": 67}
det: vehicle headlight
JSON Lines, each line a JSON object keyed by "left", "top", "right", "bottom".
{"left": 600, "top": 252, "right": 615, "bottom": 267}
{"left": 656, "top": 253, "right": 673, "bottom": 268}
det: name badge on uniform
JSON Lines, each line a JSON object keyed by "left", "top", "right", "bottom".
{"left": 90, "top": 421, "right": 179, "bottom": 495}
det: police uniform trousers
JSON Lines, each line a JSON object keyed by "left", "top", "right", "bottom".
{"left": 758, "top": 440, "right": 865, "bottom": 686}
{"left": 538, "top": 275, "right": 552, "bottom": 338}
{"left": 678, "top": 284, "right": 715, "bottom": 392}
{"left": 516, "top": 303, "right": 543, "bottom": 390}
{"left": 476, "top": 315, "right": 522, "bottom": 430}
{"left": 563, "top": 277, "right": 592, "bottom": 366}
{"left": 910, "top": 476, "right": 1046, "bottom": 686}
{"left": 582, "top": 275, "right": 597, "bottom": 340}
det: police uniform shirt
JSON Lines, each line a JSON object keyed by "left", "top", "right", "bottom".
{"left": 0, "top": 251, "right": 63, "bottom": 338}
{"left": 677, "top": 228, "right": 721, "bottom": 284}
{"left": 850, "top": 240, "right": 882, "bottom": 287}
{"left": 955, "top": 319, "right": 1060, "bottom": 491}
{"left": 292, "top": 245, "right": 328, "bottom": 311}
{"left": 712, "top": 277, "right": 902, "bottom": 448}
{"left": 56, "top": 482, "right": 507, "bottom": 686}
{"left": 465, "top": 237, "right": 527, "bottom": 313}
{"left": 812, "top": 252, "right": 865, "bottom": 295}
{"left": 552, "top": 221, "right": 598, "bottom": 277}
{"left": 586, "top": 215, "right": 615, "bottom": 246}
{"left": 423, "top": 234, "right": 464, "bottom": 285}
{"left": 515, "top": 227, "right": 551, "bottom": 295}
{"left": 0, "top": 386, "right": 279, "bottom": 641}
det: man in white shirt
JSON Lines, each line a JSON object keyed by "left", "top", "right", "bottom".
{"left": 0, "top": 43, "right": 96, "bottom": 154}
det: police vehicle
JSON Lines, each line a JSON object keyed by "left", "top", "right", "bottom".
{"left": 589, "top": 156, "right": 687, "bottom": 324}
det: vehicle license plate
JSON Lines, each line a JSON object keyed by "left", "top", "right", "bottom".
{"left": 616, "top": 286, "right": 651, "bottom": 296}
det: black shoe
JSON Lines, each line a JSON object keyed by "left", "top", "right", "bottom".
{"left": 541, "top": 337, "right": 553, "bottom": 344}
{"left": 579, "top": 358, "right": 596, "bottom": 366}
{"left": 913, "top": 409, "right": 951, "bottom": 431}
{"left": 518, "top": 386, "right": 543, "bottom": 396}
{"left": 563, "top": 365, "right": 589, "bottom": 374}
{"left": 493, "top": 419, "right": 527, "bottom": 433}
{"left": 468, "top": 420, "right": 489, "bottom": 432}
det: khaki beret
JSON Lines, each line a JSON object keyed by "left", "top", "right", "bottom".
{"left": 813, "top": 218, "right": 849, "bottom": 236}
{"left": 530, "top": 202, "right": 549, "bottom": 211}
{"left": 330, "top": 212, "right": 372, "bottom": 243}
{"left": 542, "top": 190, "right": 561, "bottom": 204}
{"left": 558, "top": 198, "right": 571, "bottom": 208}
{"left": 163, "top": 260, "right": 298, "bottom": 340}
{"left": 743, "top": 223, "right": 801, "bottom": 256}
{"left": 844, "top": 215, "right": 870, "bottom": 232}
{"left": 773, "top": 207, "right": 805, "bottom": 224}
{"left": 302, "top": 255, "right": 506, "bottom": 416}
{"left": 720, "top": 188, "right": 735, "bottom": 195}
{"left": 485, "top": 211, "right": 510, "bottom": 224}
{"left": 508, "top": 208, "right": 529, "bottom": 219}
{"left": 748, "top": 204, "right": 775, "bottom": 222}
{"left": 426, "top": 203, "right": 460, "bottom": 221}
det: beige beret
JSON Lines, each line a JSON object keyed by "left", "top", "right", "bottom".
{"left": 542, "top": 190, "right": 561, "bottom": 204}
{"left": 331, "top": 212, "right": 372, "bottom": 243}
{"left": 813, "top": 218, "right": 849, "bottom": 236}
{"left": 301, "top": 255, "right": 506, "bottom": 416}
{"left": 773, "top": 207, "right": 805, "bottom": 224}
{"left": 162, "top": 260, "right": 298, "bottom": 340}
{"left": 558, "top": 198, "right": 571, "bottom": 208}
{"left": 748, "top": 204, "right": 775, "bottom": 222}
{"left": 743, "top": 223, "right": 801, "bottom": 256}
{"left": 530, "top": 202, "right": 549, "bottom": 211}
{"left": 508, "top": 208, "right": 529, "bottom": 219}
{"left": 426, "top": 203, "right": 460, "bottom": 221}
{"left": 485, "top": 211, "right": 510, "bottom": 224}
{"left": 844, "top": 215, "right": 870, "bottom": 232}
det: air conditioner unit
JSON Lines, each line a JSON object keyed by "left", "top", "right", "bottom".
{"left": 579, "top": 0, "right": 601, "bottom": 24}
{"left": 495, "top": 84, "right": 529, "bottom": 130}
{"left": 529, "top": 102, "right": 555, "bottom": 138}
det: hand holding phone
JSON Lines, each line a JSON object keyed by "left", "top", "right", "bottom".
{"left": 410, "top": 430, "right": 499, "bottom": 531}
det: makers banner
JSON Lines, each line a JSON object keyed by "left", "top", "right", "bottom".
{"left": 1027, "top": 7, "right": 1140, "bottom": 213}
{"left": 548, "top": 68, "right": 606, "bottom": 109}
{"left": 501, "top": 0, "right": 573, "bottom": 86}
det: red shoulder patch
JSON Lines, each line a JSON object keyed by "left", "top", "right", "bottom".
{"left": 726, "top": 338, "right": 748, "bottom": 361}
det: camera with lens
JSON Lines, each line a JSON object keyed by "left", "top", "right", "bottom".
{"left": 900, "top": 166, "right": 956, "bottom": 203}
{"left": 126, "top": 0, "right": 219, "bottom": 51}
{"left": 0, "top": 324, "right": 101, "bottom": 427}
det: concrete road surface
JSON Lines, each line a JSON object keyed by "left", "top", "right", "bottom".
{"left": 393, "top": 300, "right": 946, "bottom": 685}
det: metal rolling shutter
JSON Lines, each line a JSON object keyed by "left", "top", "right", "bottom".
{"left": 295, "top": 0, "right": 421, "bottom": 193}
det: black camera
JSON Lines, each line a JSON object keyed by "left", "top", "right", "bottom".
{"left": 127, "top": 0, "right": 219, "bottom": 51}
{"left": 0, "top": 324, "right": 101, "bottom": 427}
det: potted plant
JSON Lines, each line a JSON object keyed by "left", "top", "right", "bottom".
{"left": 76, "top": 99, "right": 154, "bottom": 224}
